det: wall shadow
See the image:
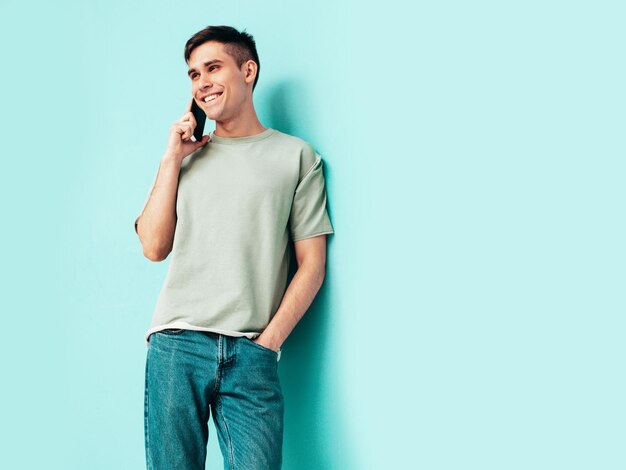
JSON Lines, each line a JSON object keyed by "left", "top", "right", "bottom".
{"left": 265, "top": 81, "right": 356, "bottom": 469}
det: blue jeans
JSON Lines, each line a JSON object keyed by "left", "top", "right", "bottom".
{"left": 144, "top": 329, "right": 284, "bottom": 469}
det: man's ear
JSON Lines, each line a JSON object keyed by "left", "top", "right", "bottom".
{"left": 243, "top": 60, "right": 257, "bottom": 85}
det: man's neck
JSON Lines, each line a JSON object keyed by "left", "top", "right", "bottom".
{"left": 214, "top": 114, "right": 266, "bottom": 138}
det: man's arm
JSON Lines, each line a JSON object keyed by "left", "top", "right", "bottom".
{"left": 136, "top": 156, "right": 181, "bottom": 262}
{"left": 255, "top": 234, "right": 327, "bottom": 351}
{"left": 135, "top": 98, "right": 211, "bottom": 261}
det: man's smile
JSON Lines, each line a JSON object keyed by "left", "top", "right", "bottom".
{"left": 201, "top": 92, "right": 223, "bottom": 104}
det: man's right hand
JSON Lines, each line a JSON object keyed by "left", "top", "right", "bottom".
{"left": 163, "top": 98, "right": 210, "bottom": 163}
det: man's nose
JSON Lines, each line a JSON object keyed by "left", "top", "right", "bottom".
{"left": 200, "top": 72, "right": 213, "bottom": 88}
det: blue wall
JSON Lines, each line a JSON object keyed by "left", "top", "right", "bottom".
{"left": 1, "top": 1, "right": 624, "bottom": 468}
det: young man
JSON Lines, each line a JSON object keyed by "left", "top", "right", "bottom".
{"left": 135, "top": 25, "right": 334, "bottom": 469}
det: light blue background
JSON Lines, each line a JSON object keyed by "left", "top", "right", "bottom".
{"left": 1, "top": 1, "right": 624, "bottom": 469}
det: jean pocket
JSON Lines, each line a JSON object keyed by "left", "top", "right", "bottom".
{"left": 159, "top": 328, "right": 186, "bottom": 335}
{"left": 245, "top": 337, "right": 278, "bottom": 355}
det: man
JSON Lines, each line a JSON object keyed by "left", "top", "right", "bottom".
{"left": 135, "top": 25, "right": 334, "bottom": 469}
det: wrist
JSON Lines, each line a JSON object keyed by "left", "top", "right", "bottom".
{"left": 259, "top": 331, "right": 282, "bottom": 351}
{"left": 161, "top": 152, "right": 182, "bottom": 166}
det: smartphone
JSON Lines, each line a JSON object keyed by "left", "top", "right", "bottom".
{"left": 191, "top": 98, "right": 207, "bottom": 142}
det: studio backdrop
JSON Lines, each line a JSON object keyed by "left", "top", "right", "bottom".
{"left": 1, "top": 1, "right": 624, "bottom": 469}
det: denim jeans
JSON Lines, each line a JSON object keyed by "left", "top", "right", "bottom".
{"left": 144, "top": 329, "right": 284, "bottom": 469}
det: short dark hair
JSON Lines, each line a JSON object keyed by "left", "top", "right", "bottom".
{"left": 184, "top": 25, "right": 260, "bottom": 92}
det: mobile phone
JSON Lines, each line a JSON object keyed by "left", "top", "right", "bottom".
{"left": 191, "top": 98, "right": 207, "bottom": 142}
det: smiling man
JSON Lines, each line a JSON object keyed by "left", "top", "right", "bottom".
{"left": 135, "top": 25, "right": 334, "bottom": 469}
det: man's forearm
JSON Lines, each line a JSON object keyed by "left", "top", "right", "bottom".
{"left": 258, "top": 262, "right": 326, "bottom": 351}
{"left": 137, "top": 155, "right": 181, "bottom": 261}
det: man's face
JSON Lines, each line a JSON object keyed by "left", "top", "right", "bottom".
{"left": 187, "top": 41, "right": 253, "bottom": 122}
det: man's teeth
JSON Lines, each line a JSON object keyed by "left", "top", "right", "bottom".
{"left": 204, "top": 94, "right": 221, "bottom": 102}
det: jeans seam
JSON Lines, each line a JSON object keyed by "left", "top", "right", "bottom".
{"left": 217, "top": 397, "right": 235, "bottom": 469}
{"left": 212, "top": 337, "right": 222, "bottom": 399}
{"left": 144, "top": 353, "right": 152, "bottom": 469}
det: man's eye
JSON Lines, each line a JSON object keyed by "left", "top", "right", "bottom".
{"left": 190, "top": 66, "right": 217, "bottom": 79}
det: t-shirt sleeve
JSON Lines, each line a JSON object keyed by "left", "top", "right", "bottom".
{"left": 288, "top": 153, "right": 335, "bottom": 242}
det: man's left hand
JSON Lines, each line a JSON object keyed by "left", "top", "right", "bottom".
{"left": 253, "top": 335, "right": 280, "bottom": 353}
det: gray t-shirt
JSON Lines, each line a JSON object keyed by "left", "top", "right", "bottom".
{"left": 135, "top": 128, "right": 334, "bottom": 352}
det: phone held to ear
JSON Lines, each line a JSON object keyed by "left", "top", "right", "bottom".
{"left": 191, "top": 98, "right": 207, "bottom": 142}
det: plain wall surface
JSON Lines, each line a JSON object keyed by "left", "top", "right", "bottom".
{"left": 1, "top": 1, "right": 624, "bottom": 468}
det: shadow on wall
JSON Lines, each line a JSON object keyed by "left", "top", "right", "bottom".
{"left": 264, "top": 80, "right": 301, "bottom": 137}
{"left": 265, "top": 82, "right": 356, "bottom": 469}
{"left": 264, "top": 79, "right": 325, "bottom": 139}
{"left": 281, "top": 245, "right": 353, "bottom": 470}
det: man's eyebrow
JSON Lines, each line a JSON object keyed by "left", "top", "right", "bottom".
{"left": 187, "top": 59, "right": 223, "bottom": 77}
